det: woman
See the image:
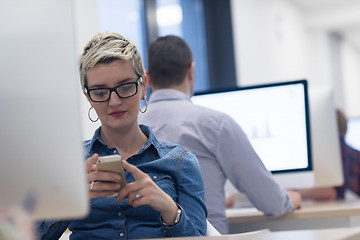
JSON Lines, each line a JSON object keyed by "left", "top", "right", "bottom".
{"left": 37, "top": 32, "right": 207, "bottom": 239}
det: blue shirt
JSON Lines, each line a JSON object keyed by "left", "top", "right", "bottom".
{"left": 37, "top": 125, "right": 207, "bottom": 239}
{"left": 138, "top": 89, "right": 293, "bottom": 234}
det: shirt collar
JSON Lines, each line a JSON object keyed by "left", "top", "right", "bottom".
{"left": 139, "top": 124, "right": 162, "bottom": 155}
{"left": 148, "top": 89, "right": 191, "bottom": 103}
{"left": 86, "top": 125, "right": 161, "bottom": 157}
{"left": 87, "top": 127, "right": 102, "bottom": 151}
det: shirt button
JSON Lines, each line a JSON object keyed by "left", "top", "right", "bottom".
{"left": 153, "top": 176, "right": 158, "bottom": 180}
{"left": 113, "top": 150, "right": 117, "bottom": 153}
{"left": 119, "top": 233, "right": 124, "bottom": 237}
{"left": 118, "top": 212, "right": 122, "bottom": 216}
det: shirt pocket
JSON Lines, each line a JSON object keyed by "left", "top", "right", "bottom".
{"left": 148, "top": 172, "right": 176, "bottom": 199}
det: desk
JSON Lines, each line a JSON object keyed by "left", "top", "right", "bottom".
{"left": 143, "top": 227, "right": 360, "bottom": 240}
{"left": 227, "top": 200, "right": 360, "bottom": 233}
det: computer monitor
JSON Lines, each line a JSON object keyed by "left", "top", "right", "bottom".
{"left": 192, "top": 80, "right": 314, "bottom": 189}
{"left": 308, "top": 86, "right": 343, "bottom": 187}
{"left": 0, "top": 0, "right": 89, "bottom": 220}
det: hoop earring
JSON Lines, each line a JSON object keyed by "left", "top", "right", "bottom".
{"left": 88, "top": 106, "right": 99, "bottom": 122}
{"left": 139, "top": 96, "right": 148, "bottom": 113}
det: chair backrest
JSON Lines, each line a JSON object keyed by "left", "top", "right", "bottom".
{"left": 206, "top": 220, "right": 221, "bottom": 236}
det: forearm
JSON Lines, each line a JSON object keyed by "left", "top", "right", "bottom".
{"left": 296, "top": 187, "right": 337, "bottom": 201}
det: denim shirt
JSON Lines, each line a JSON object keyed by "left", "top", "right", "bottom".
{"left": 37, "top": 125, "right": 207, "bottom": 239}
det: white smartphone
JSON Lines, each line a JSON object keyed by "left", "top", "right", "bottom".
{"left": 96, "top": 155, "right": 126, "bottom": 187}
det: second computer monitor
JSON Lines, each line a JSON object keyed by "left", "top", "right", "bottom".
{"left": 192, "top": 80, "right": 314, "bottom": 189}
{"left": 309, "top": 86, "right": 343, "bottom": 187}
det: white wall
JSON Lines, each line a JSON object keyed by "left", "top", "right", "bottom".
{"left": 230, "top": 0, "right": 310, "bottom": 85}
{"left": 341, "top": 43, "right": 360, "bottom": 117}
{"left": 230, "top": 0, "right": 360, "bottom": 117}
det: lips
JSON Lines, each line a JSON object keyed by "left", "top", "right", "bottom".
{"left": 109, "top": 111, "right": 126, "bottom": 117}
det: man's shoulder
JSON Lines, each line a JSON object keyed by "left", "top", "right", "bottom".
{"left": 187, "top": 103, "right": 229, "bottom": 120}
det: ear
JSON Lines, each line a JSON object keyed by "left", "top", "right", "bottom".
{"left": 83, "top": 90, "right": 94, "bottom": 105}
{"left": 141, "top": 74, "right": 149, "bottom": 98}
{"left": 187, "top": 61, "right": 195, "bottom": 85}
{"left": 144, "top": 70, "right": 154, "bottom": 89}
{"left": 83, "top": 90, "right": 90, "bottom": 101}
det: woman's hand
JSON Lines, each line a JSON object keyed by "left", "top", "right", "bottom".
{"left": 86, "top": 154, "right": 122, "bottom": 199}
{"left": 116, "top": 160, "right": 179, "bottom": 225}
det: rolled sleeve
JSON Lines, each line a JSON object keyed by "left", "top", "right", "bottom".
{"left": 164, "top": 151, "right": 207, "bottom": 237}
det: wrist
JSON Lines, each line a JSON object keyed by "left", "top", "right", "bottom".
{"left": 161, "top": 204, "right": 182, "bottom": 226}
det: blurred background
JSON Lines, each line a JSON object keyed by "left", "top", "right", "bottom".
{"left": 72, "top": 0, "right": 360, "bottom": 148}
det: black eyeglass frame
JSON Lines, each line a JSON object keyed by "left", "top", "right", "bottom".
{"left": 85, "top": 77, "right": 143, "bottom": 102}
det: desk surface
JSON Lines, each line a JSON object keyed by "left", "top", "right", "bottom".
{"left": 226, "top": 199, "right": 360, "bottom": 224}
{"left": 142, "top": 227, "right": 360, "bottom": 240}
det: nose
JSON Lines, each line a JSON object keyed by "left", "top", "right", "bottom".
{"left": 108, "top": 91, "right": 122, "bottom": 105}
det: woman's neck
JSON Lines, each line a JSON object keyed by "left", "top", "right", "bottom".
{"left": 100, "top": 124, "right": 147, "bottom": 160}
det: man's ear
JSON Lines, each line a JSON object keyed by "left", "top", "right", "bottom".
{"left": 188, "top": 61, "right": 195, "bottom": 84}
{"left": 144, "top": 70, "right": 153, "bottom": 88}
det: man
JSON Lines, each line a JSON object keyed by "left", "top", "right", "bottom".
{"left": 138, "top": 35, "right": 301, "bottom": 234}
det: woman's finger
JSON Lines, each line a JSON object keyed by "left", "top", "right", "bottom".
{"left": 121, "top": 160, "right": 147, "bottom": 180}
{"left": 86, "top": 153, "right": 99, "bottom": 172}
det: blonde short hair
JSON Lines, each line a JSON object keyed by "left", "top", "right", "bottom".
{"left": 79, "top": 32, "right": 144, "bottom": 90}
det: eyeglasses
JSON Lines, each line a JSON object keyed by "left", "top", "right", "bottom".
{"left": 86, "top": 77, "right": 143, "bottom": 102}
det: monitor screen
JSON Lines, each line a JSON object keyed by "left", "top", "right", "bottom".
{"left": 192, "top": 80, "right": 314, "bottom": 189}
